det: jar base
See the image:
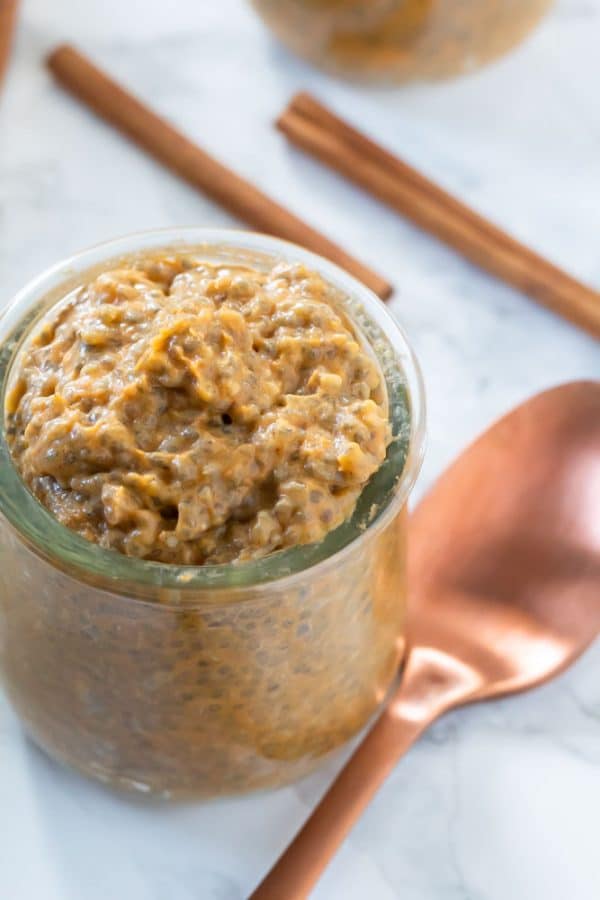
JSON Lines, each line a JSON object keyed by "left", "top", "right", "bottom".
{"left": 19, "top": 720, "right": 348, "bottom": 802}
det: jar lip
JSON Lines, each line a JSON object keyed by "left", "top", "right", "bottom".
{"left": 0, "top": 227, "right": 426, "bottom": 596}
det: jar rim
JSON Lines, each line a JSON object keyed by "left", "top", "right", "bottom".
{"left": 0, "top": 227, "right": 426, "bottom": 596}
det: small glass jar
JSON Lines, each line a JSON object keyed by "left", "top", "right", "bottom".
{"left": 251, "top": 0, "right": 553, "bottom": 83}
{"left": 0, "top": 229, "right": 424, "bottom": 799}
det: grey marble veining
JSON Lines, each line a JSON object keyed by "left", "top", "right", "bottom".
{"left": 1, "top": 1, "right": 600, "bottom": 897}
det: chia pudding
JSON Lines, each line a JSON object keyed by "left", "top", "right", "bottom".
{"left": 251, "top": 0, "right": 552, "bottom": 82}
{"left": 7, "top": 254, "right": 391, "bottom": 565}
{"left": 0, "top": 233, "right": 422, "bottom": 798}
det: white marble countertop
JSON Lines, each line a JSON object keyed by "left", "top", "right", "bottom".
{"left": 1, "top": 1, "right": 600, "bottom": 897}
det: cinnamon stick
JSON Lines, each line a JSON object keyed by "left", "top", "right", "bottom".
{"left": 0, "top": 0, "right": 19, "bottom": 89}
{"left": 46, "top": 45, "right": 392, "bottom": 301}
{"left": 278, "top": 93, "right": 600, "bottom": 339}
{"left": 287, "top": 92, "right": 548, "bottom": 262}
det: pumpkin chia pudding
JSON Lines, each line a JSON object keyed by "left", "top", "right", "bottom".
{"left": 252, "top": 0, "right": 552, "bottom": 82}
{"left": 7, "top": 254, "right": 391, "bottom": 565}
{"left": 0, "top": 231, "right": 424, "bottom": 798}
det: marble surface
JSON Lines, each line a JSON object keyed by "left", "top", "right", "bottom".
{"left": 1, "top": 1, "right": 600, "bottom": 897}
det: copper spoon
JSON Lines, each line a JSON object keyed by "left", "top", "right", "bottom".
{"left": 251, "top": 381, "right": 600, "bottom": 899}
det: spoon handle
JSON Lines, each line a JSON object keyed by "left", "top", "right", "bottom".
{"left": 250, "top": 646, "right": 479, "bottom": 900}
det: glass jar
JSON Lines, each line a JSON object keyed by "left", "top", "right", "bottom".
{"left": 251, "top": 0, "right": 553, "bottom": 83}
{"left": 0, "top": 228, "right": 425, "bottom": 799}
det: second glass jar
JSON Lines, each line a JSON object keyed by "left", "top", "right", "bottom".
{"left": 251, "top": 0, "right": 553, "bottom": 83}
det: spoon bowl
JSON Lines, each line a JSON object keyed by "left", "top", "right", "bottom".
{"left": 252, "top": 381, "right": 600, "bottom": 899}
{"left": 409, "top": 380, "right": 600, "bottom": 703}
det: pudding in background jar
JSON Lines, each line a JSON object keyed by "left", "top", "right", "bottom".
{"left": 251, "top": 0, "right": 553, "bottom": 83}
